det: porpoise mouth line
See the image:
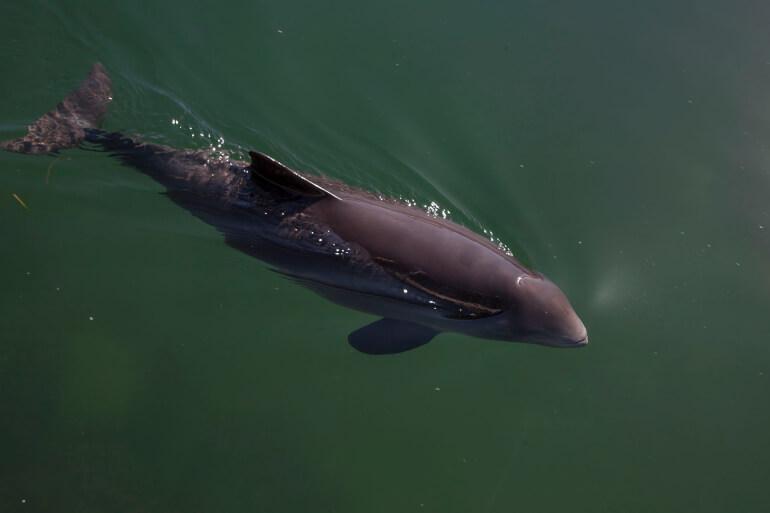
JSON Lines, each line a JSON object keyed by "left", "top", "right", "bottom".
{"left": 547, "top": 336, "right": 588, "bottom": 348}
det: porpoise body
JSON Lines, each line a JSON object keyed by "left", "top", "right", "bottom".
{"left": 2, "top": 64, "right": 587, "bottom": 354}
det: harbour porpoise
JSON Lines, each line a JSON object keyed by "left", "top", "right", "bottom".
{"left": 2, "top": 63, "right": 588, "bottom": 354}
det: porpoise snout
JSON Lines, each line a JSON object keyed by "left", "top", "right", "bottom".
{"left": 554, "top": 316, "right": 587, "bottom": 348}
{"left": 510, "top": 274, "right": 589, "bottom": 348}
{"left": 568, "top": 319, "right": 588, "bottom": 347}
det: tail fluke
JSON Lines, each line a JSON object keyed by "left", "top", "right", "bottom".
{"left": 1, "top": 63, "right": 112, "bottom": 155}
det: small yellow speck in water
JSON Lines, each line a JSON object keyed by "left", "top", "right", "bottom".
{"left": 12, "top": 193, "right": 28, "bottom": 209}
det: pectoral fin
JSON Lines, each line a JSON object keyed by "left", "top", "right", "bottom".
{"left": 348, "top": 318, "right": 438, "bottom": 355}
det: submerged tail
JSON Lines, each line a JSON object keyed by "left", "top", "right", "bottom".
{"left": 1, "top": 63, "right": 112, "bottom": 155}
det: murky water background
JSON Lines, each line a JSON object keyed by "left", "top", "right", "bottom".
{"left": 2, "top": 1, "right": 770, "bottom": 511}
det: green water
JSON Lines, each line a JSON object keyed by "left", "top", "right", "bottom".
{"left": 2, "top": 1, "right": 770, "bottom": 511}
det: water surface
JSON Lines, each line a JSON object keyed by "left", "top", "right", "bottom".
{"left": 2, "top": 1, "right": 770, "bottom": 512}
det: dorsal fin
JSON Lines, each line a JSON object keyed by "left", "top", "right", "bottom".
{"left": 248, "top": 151, "right": 340, "bottom": 200}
